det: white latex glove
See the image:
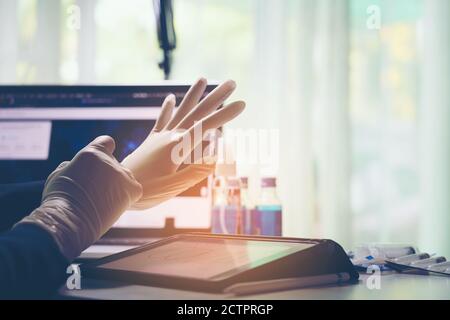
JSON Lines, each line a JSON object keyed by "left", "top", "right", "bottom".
{"left": 16, "top": 136, "right": 143, "bottom": 261}
{"left": 122, "top": 78, "right": 246, "bottom": 209}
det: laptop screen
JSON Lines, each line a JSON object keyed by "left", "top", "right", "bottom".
{"left": 0, "top": 85, "right": 216, "bottom": 230}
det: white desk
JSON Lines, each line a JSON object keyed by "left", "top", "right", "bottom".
{"left": 59, "top": 273, "right": 450, "bottom": 300}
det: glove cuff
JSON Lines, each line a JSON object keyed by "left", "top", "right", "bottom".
{"left": 15, "top": 199, "right": 89, "bottom": 261}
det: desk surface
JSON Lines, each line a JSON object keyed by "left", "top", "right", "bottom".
{"left": 59, "top": 273, "right": 450, "bottom": 300}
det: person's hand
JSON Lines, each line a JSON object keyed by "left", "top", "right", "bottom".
{"left": 16, "top": 136, "right": 143, "bottom": 260}
{"left": 122, "top": 78, "right": 245, "bottom": 209}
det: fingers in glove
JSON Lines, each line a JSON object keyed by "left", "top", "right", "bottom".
{"left": 166, "top": 77, "right": 207, "bottom": 130}
{"left": 133, "top": 163, "right": 214, "bottom": 210}
{"left": 180, "top": 138, "right": 218, "bottom": 165}
{"left": 183, "top": 100, "right": 246, "bottom": 153}
{"left": 87, "top": 135, "right": 116, "bottom": 156}
{"left": 153, "top": 94, "right": 176, "bottom": 133}
{"left": 176, "top": 80, "right": 236, "bottom": 130}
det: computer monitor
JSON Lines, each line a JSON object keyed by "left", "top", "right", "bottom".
{"left": 0, "top": 84, "right": 217, "bottom": 235}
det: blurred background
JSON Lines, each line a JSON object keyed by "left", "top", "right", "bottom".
{"left": 0, "top": 0, "right": 449, "bottom": 254}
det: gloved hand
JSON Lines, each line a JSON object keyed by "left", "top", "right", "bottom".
{"left": 122, "top": 78, "right": 245, "bottom": 209}
{"left": 16, "top": 136, "right": 143, "bottom": 261}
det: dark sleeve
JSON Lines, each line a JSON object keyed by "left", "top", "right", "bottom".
{"left": 0, "top": 223, "right": 69, "bottom": 299}
{"left": 0, "top": 181, "right": 45, "bottom": 232}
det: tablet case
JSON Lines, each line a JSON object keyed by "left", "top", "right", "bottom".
{"left": 82, "top": 233, "right": 359, "bottom": 293}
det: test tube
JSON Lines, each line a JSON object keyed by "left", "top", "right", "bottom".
{"left": 391, "top": 253, "right": 430, "bottom": 265}
{"left": 427, "top": 261, "right": 450, "bottom": 273}
{"left": 410, "top": 256, "right": 446, "bottom": 268}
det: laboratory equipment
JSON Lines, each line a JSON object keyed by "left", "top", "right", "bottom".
{"left": 211, "top": 162, "right": 242, "bottom": 234}
{"left": 240, "top": 177, "right": 255, "bottom": 235}
{"left": 253, "top": 177, "right": 282, "bottom": 236}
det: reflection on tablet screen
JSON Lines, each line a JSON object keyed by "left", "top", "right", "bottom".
{"left": 101, "top": 237, "right": 313, "bottom": 280}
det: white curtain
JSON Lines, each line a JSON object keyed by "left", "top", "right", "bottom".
{"left": 0, "top": 0, "right": 18, "bottom": 83}
{"left": 0, "top": 0, "right": 96, "bottom": 84}
{"left": 227, "top": 0, "right": 352, "bottom": 247}
{"left": 419, "top": 0, "right": 450, "bottom": 255}
{"left": 313, "top": 0, "right": 351, "bottom": 247}
{"left": 77, "top": 0, "right": 97, "bottom": 83}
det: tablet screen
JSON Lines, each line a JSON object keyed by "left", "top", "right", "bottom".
{"left": 100, "top": 237, "right": 313, "bottom": 280}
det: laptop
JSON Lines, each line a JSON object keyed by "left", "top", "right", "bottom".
{"left": 0, "top": 84, "right": 217, "bottom": 259}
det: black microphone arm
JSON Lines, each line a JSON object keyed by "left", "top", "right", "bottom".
{"left": 153, "top": 0, "right": 177, "bottom": 80}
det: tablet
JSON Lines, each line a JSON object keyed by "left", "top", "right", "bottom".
{"left": 82, "top": 233, "right": 358, "bottom": 292}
